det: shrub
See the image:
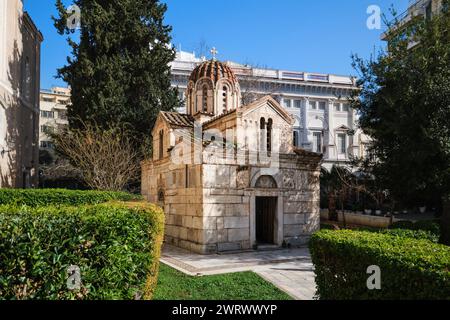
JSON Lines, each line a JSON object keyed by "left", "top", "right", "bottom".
{"left": 382, "top": 228, "right": 439, "bottom": 243}
{"left": 390, "top": 219, "right": 441, "bottom": 239}
{"left": 310, "top": 229, "right": 450, "bottom": 300}
{"left": 389, "top": 220, "right": 414, "bottom": 230}
{"left": 414, "top": 220, "right": 441, "bottom": 235}
{"left": 0, "top": 201, "right": 164, "bottom": 300}
{"left": 0, "top": 189, "right": 142, "bottom": 207}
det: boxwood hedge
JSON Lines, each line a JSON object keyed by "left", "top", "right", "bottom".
{"left": 0, "top": 201, "right": 164, "bottom": 300}
{"left": 390, "top": 219, "right": 441, "bottom": 237}
{"left": 310, "top": 229, "right": 450, "bottom": 300}
{"left": 381, "top": 228, "right": 440, "bottom": 243}
{"left": 0, "top": 189, "right": 142, "bottom": 207}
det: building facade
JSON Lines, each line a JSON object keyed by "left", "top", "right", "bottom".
{"left": 0, "top": 0, "right": 43, "bottom": 188}
{"left": 382, "top": 0, "right": 444, "bottom": 41}
{"left": 171, "top": 50, "right": 368, "bottom": 170}
{"left": 39, "top": 87, "right": 70, "bottom": 150}
{"left": 142, "top": 59, "right": 322, "bottom": 254}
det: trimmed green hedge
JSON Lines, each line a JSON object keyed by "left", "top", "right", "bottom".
{"left": 0, "top": 189, "right": 142, "bottom": 207}
{"left": 0, "top": 201, "right": 164, "bottom": 300}
{"left": 310, "top": 230, "right": 450, "bottom": 300}
{"left": 390, "top": 219, "right": 441, "bottom": 240}
{"left": 382, "top": 228, "right": 440, "bottom": 243}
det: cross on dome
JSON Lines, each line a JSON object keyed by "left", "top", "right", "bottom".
{"left": 210, "top": 47, "right": 219, "bottom": 61}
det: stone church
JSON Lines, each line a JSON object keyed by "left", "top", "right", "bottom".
{"left": 141, "top": 56, "right": 322, "bottom": 254}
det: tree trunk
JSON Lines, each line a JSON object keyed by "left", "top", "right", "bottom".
{"left": 440, "top": 195, "right": 450, "bottom": 245}
{"left": 329, "top": 193, "right": 338, "bottom": 221}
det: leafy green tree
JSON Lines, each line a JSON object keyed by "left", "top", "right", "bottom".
{"left": 351, "top": 1, "right": 450, "bottom": 243}
{"left": 53, "top": 0, "right": 179, "bottom": 156}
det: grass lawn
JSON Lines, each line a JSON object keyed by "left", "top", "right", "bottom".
{"left": 153, "top": 263, "right": 292, "bottom": 300}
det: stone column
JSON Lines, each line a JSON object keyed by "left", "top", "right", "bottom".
{"left": 302, "top": 97, "right": 309, "bottom": 146}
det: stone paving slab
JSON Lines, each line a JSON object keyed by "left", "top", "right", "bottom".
{"left": 160, "top": 244, "right": 317, "bottom": 300}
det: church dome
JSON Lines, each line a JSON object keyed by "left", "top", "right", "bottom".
{"left": 189, "top": 60, "right": 238, "bottom": 86}
{"left": 186, "top": 57, "right": 241, "bottom": 120}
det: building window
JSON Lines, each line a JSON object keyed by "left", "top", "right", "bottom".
{"left": 222, "top": 86, "right": 228, "bottom": 113}
{"left": 41, "top": 111, "right": 55, "bottom": 118}
{"left": 313, "top": 132, "right": 322, "bottom": 153}
{"left": 267, "top": 118, "right": 273, "bottom": 154}
{"left": 337, "top": 133, "right": 347, "bottom": 154}
{"left": 282, "top": 99, "right": 291, "bottom": 108}
{"left": 293, "top": 131, "right": 299, "bottom": 147}
{"left": 260, "top": 117, "right": 265, "bottom": 130}
{"left": 157, "top": 189, "right": 165, "bottom": 203}
{"left": 58, "top": 111, "right": 67, "bottom": 120}
{"left": 318, "top": 101, "right": 326, "bottom": 111}
{"left": 342, "top": 103, "right": 350, "bottom": 112}
{"left": 40, "top": 141, "right": 54, "bottom": 149}
{"left": 334, "top": 103, "right": 341, "bottom": 112}
{"left": 202, "top": 86, "right": 208, "bottom": 112}
{"left": 294, "top": 100, "right": 302, "bottom": 108}
{"left": 309, "top": 101, "right": 317, "bottom": 110}
{"left": 40, "top": 125, "right": 54, "bottom": 134}
{"left": 159, "top": 130, "right": 164, "bottom": 160}
{"left": 22, "top": 57, "right": 31, "bottom": 101}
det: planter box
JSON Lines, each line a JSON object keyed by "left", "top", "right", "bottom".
{"left": 337, "top": 211, "right": 392, "bottom": 228}
{"left": 320, "top": 209, "right": 329, "bottom": 221}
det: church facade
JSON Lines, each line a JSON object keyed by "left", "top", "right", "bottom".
{"left": 141, "top": 58, "right": 322, "bottom": 254}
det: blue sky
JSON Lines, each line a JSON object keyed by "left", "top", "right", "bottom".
{"left": 24, "top": 0, "right": 411, "bottom": 89}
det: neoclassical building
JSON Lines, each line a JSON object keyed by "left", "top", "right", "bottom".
{"left": 170, "top": 50, "right": 370, "bottom": 170}
{"left": 142, "top": 58, "right": 322, "bottom": 254}
{"left": 0, "top": 0, "right": 43, "bottom": 188}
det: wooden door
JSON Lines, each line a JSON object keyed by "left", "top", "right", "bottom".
{"left": 256, "top": 197, "right": 277, "bottom": 244}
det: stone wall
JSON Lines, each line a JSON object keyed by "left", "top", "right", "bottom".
{"left": 142, "top": 159, "right": 209, "bottom": 253}
{"left": 202, "top": 163, "right": 251, "bottom": 252}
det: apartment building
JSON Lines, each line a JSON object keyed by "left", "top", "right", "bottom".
{"left": 0, "top": 0, "right": 43, "bottom": 188}
{"left": 39, "top": 87, "right": 70, "bottom": 150}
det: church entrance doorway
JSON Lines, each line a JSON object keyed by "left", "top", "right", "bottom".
{"left": 256, "top": 197, "right": 277, "bottom": 244}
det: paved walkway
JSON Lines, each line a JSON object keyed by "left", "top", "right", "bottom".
{"left": 160, "top": 245, "right": 317, "bottom": 300}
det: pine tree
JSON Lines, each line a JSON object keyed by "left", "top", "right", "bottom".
{"left": 53, "top": 0, "right": 179, "bottom": 155}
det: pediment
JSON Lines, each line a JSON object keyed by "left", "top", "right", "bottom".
{"left": 335, "top": 125, "right": 351, "bottom": 131}
{"left": 239, "top": 95, "right": 294, "bottom": 125}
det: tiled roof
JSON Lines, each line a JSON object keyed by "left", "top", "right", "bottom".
{"left": 202, "top": 109, "right": 237, "bottom": 127}
{"left": 189, "top": 60, "right": 238, "bottom": 85}
{"left": 161, "top": 112, "right": 194, "bottom": 128}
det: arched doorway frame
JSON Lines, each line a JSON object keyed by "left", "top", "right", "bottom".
{"left": 249, "top": 170, "right": 284, "bottom": 246}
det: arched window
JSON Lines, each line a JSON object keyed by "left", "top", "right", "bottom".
{"left": 260, "top": 117, "right": 266, "bottom": 130}
{"left": 158, "top": 189, "right": 165, "bottom": 203}
{"left": 267, "top": 118, "right": 273, "bottom": 154}
{"left": 202, "top": 86, "right": 208, "bottom": 112}
{"left": 255, "top": 175, "right": 277, "bottom": 189}
{"left": 222, "top": 86, "right": 228, "bottom": 113}
{"left": 159, "top": 130, "right": 164, "bottom": 160}
{"left": 293, "top": 131, "right": 299, "bottom": 147}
